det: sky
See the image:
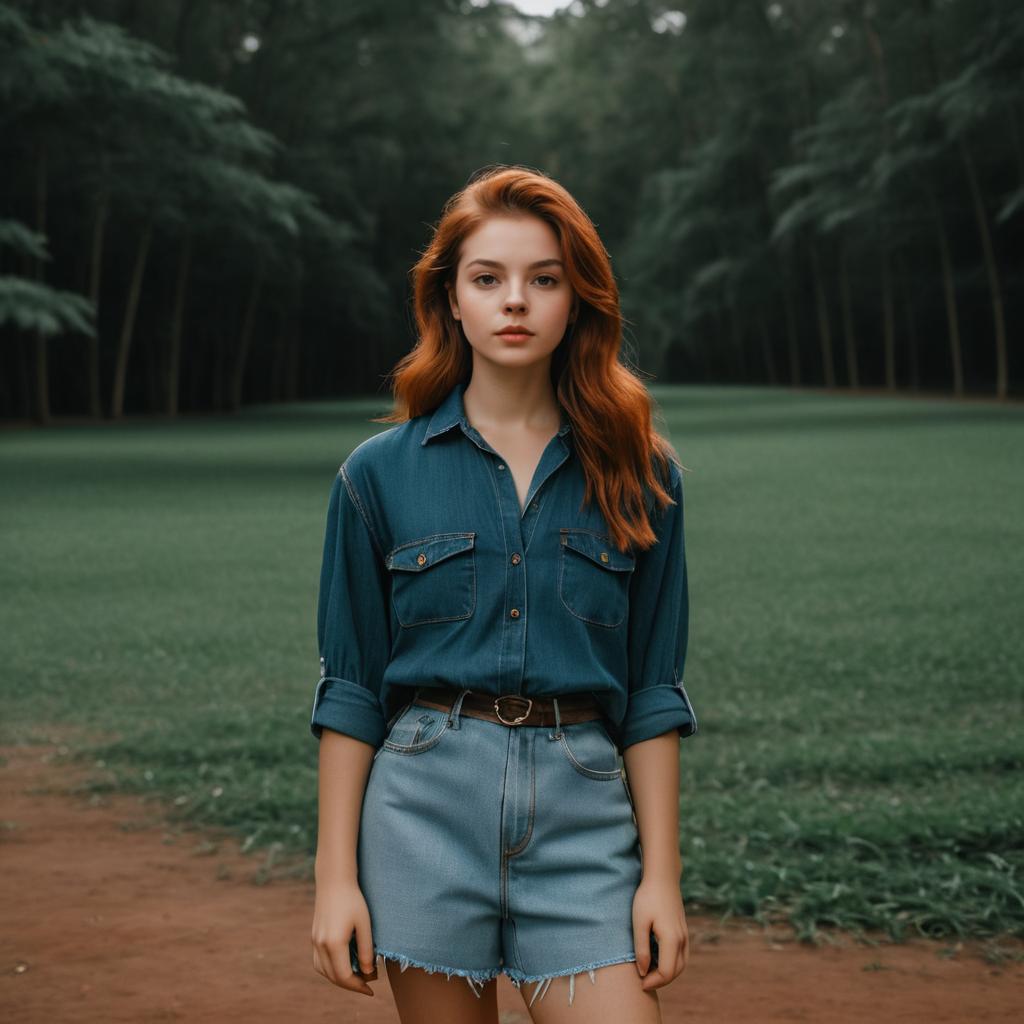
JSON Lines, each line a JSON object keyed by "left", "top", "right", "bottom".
{"left": 511, "top": 0, "right": 576, "bottom": 13}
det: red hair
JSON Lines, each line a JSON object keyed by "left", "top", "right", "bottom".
{"left": 374, "top": 164, "right": 685, "bottom": 553}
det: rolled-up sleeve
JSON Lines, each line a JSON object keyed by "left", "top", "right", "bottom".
{"left": 621, "top": 462, "right": 698, "bottom": 750}
{"left": 309, "top": 464, "right": 391, "bottom": 748}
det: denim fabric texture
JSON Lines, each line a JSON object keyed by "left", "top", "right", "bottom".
{"left": 344, "top": 690, "right": 659, "bottom": 1004}
{"left": 310, "top": 377, "right": 698, "bottom": 754}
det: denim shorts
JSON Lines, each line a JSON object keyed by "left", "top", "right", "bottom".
{"left": 347, "top": 688, "right": 659, "bottom": 1007}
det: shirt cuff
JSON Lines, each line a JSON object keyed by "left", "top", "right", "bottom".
{"left": 620, "top": 681, "right": 698, "bottom": 750}
{"left": 310, "top": 675, "right": 387, "bottom": 748}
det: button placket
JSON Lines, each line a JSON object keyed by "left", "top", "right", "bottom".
{"left": 463, "top": 427, "right": 571, "bottom": 696}
{"left": 491, "top": 453, "right": 529, "bottom": 694}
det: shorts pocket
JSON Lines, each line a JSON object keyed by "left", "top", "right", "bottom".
{"left": 558, "top": 528, "right": 635, "bottom": 628}
{"left": 380, "top": 703, "right": 451, "bottom": 755}
{"left": 619, "top": 769, "right": 638, "bottom": 822}
{"left": 556, "top": 719, "right": 623, "bottom": 780}
{"left": 386, "top": 532, "right": 476, "bottom": 628}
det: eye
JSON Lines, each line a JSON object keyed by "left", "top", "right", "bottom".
{"left": 471, "top": 273, "right": 560, "bottom": 287}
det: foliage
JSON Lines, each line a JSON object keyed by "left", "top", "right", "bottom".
{"left": 0, "top": 0, "right": 1020, "bottom": 418}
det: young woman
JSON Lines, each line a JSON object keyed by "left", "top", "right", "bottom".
{"left": 309, "top": 165, "right": 698, "bottom": 1024}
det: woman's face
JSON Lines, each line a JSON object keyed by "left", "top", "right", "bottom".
{"left": 446, "top": 213, "right": 577, "bottom": 371}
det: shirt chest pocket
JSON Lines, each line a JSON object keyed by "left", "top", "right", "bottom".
{"left": 558, "top": 528, "right": 636, "bottom": 628}
{"left": 385, "top": 532, "right": 477, "bottom": 628}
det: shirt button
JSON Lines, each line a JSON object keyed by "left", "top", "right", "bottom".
{"left": 510, "top": 608, "right": 520, "bottom": 619}
{"left": 511, "top": 553, "right": 521, "bottom": 565}
{"left": 497, "top": 463, "right": 506, "bottom": 470}
{"left": 530, "top": 500, "right": 539, "bottom": 511}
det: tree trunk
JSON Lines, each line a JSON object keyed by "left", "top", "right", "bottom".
{"left": 86, "top": 180, "right": 110, "bottom": 419}
{"left": 146, "top": 324, "right": 161, "bottom": 413}
{"left": 727, "top": 300, "right": 745, "bottom": 382}
{"left": 33, "top": 140, "right": 50, "bottom": 425}
{"left": 905, "top": 294, "right": 920, "bottom": 392}
{"left": 880, "top": 248, "right": 896, "bottom": 390}
{"left": 809, "top": 241, "right": 835, "bottom": 388}
{"left": 759, "top": 321, "right": 778, "bottom": 385}
{"left": 285, "top": 319, "right": 300, "bottom": 401}
{"left": 110, "top": 219, "right": 154, "bottom": 419}
{"left": 929, "top": 193, "right": 963, "bottom": 396}
{"left": 783, "top": 272, "right": 801, "bottom": 387}
{"left": 187, "top": 319, "right": 202, "bottom": 412}
{"left": 711, "top": 306, "right": 726, "bottom": 382}
{"left": 165, "top": 233, "right": 193, "bottom": 416}
{"left": 838, "top": 241, "right": 859, "bottom": 389}
{"left": 227, "top": 261, "right": 265, "bottom": 412}
{"left": 897, "top": 253, "right": 921, "bottom": 392}
{"left": 268, "top": 310, "right": 288, "bottom": 401}
{"left": 172, "top": 0, "right": 201, "bottom": 67}
{"left": 958, "top": 140, "right": 1008, "bottom": 399}
{"left": 1007, "top": 104, "right": 1024, "bottom": 183}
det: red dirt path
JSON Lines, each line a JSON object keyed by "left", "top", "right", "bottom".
{"left": 2, "top": 740, "right": 1021, "bottom": 1023}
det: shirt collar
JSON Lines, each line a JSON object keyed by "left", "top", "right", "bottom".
{"left": 421, "top": 379, "right": 572, "bottom": 446}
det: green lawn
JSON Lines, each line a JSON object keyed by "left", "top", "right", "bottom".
{"left": 2, "top": 386, "right": 1021, "bottom": 944}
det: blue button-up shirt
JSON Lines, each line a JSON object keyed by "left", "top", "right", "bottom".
{"left": 310, "top": 378, "right": 698, "bottom": 753}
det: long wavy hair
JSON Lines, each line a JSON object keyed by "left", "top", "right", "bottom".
{"left": 374, "top": 164, "right": 685, "bottom": 553}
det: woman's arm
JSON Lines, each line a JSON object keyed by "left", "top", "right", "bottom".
{"left": 624, "top": 731, "right": 682, "bottom": 881}
{"left": 311, "top": 730, "right": 378, "bottom": 995}
{"left": 623, "top": 730, "right": 689, "bottom": 991}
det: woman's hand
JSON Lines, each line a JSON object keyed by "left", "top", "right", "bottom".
{"left": 311, "top": 879, "right": 378, "bottom": 997}
{"left": 632, "top": 875, "right": 689, "bottom": 991}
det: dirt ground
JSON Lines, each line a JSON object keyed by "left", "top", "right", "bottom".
{"left": 2, "top": 740, "right": 1021, "bottom": 1023}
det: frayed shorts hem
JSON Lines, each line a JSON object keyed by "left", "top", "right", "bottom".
{"left": 367, "top": 946, "right": 638, "bottom": 1006}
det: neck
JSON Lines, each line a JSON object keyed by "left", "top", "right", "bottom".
{"left": 462, "top": 362, "right": 561, "bottom": 435}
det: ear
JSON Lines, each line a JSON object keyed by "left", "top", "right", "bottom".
{"left": 445, "top": 281, "right": 461, "bottom": 320}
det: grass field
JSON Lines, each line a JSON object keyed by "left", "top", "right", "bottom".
{"left": 2, "top": 385, "right": 1021, "bottom": 944}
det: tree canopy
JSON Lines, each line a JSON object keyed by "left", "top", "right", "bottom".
{"left": 1, "top": 0, "right": 1020, "bottom": 422}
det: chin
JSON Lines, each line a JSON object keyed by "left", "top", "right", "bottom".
{"left": 479, "top": 347, "right": 551, "bottom": 369}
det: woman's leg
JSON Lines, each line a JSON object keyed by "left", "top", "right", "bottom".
{"left": 386, "top": 961, "right": 500, "bottom": 1024}
{"left": 519, "top": 961, "right": 660, "bottom": 1024}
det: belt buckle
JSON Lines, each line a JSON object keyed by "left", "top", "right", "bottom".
{"left": 494, "top": 694, "right": 533, "bottom": 726}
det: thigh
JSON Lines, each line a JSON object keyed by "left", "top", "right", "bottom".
{"left": 387, "top": 960, "right": 500, "bottom": 1024}
{"left": 521, "top": 961, "right": 661, "bottom": 1024}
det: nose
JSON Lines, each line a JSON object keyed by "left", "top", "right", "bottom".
{"left": 503, "top": 279, "right": 527, "bottom": 313}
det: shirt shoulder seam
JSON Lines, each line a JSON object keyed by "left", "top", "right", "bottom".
{"left": 339, "top": 464, "right": 385, "bottom": 562}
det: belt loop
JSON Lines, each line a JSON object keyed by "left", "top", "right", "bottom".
{"left": 550, "top": 696, "right": 563, "bottom": 740}
{"left": 449, "top": 688, "right": 470, "bottom": 730}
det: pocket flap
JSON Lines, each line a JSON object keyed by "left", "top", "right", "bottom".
{"left": 560, "top": 529, "right": 635, "bottom": 571}
{"left": 386, "top": 532, "right": 476, "bottom": 572}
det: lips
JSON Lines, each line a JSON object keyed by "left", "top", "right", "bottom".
{"left": 496, "top": 326, "right": 535, "bottom": 335}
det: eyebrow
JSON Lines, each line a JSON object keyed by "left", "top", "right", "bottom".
{"left": 465, "top": 258, "right": 564, "bottom": 270}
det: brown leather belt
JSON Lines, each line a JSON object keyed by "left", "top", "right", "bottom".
{"left": 412, "top": 686, "right": 604, "bottom": 728}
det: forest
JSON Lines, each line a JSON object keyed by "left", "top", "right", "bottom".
{"left": 1, "top": 0, "right": 1021, "bottom": 423}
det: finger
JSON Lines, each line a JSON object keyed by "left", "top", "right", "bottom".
{"left": 632, "top": 919, "right": 652, "bottom": 976}
{"left": 640, "top": 963, "right": 669, "bottom": 991}
{"left": 354, "top": 919, "right": 378, "bottom": 980}
{"left": 313, "top": 944, "right": 336, "bottom": 985}
{"left": 325, "top": 938, "right": 361, "bottom": 991}
{"left": 331, "top": 937, "right": 375, "bottom": 996}
{"left": 641, "top": 935, "right": 676, "bottom": 990}
{"left": 659, "top": 936, "right": 680, "bottom": 975}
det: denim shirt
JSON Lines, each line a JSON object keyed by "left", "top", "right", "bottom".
{"left": 309, "top": 379, "right": 698, "bottom": 754}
